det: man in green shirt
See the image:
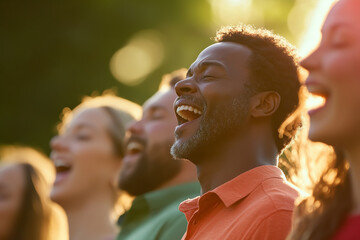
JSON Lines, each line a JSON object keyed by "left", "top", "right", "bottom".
{"left": 117, "top": 69, "right": 200, "bottom": 240}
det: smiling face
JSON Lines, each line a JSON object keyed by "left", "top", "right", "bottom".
{"left": 50, "top": 108, "right": 122, "bottom": 207}
{"left": 171, "top": 42, "right": 253, "bottom": 163}
{"left": 118, "top": 89, "right": 181, "bottom": 196}
{"left": 301, "top": 0, "right": 360, "bottom": 147}
{"left": 0, "top": 164, "right": 25, "bottom": 240}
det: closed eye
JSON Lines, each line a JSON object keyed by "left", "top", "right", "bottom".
{"left": 76, "top": 133, "right": 92, "bottom": 141}
{"left": 201, "top": 75, "right": 216, "bottom": 81}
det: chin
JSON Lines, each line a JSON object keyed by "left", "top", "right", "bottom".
{"left": 49, "top": 189, "right": 61, "bottom": 204}
{"left": 50, "top": 187, "right": 69, "bottom": 207}
{"left": 308, "top": 127, "right": 338, "bottom": 148}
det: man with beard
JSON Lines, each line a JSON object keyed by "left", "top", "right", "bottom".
{"left": 117, "top": 69, "right": 199, "bottom": 240}
{"left": 171, "top": 25, "right": 304, "bottom": 239}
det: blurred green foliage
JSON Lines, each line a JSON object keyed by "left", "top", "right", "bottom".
{"left": 1, "top": 0, "right": 312, "bottom": 154}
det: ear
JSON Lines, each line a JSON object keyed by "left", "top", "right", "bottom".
{"left": 249, "top": 91, "right": 281, "bottom": 118}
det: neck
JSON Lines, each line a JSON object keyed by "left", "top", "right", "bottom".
{"left": 344, "top": 145, "right": 360, "bottom": 214}
{"left": 63, "top": 193, "right": 117, "bottom": 240}
{"left": 196, "top": 126, "right": 278, "bottom": 194}
{"left": 155, "top": 159, "right": 198, "bottom": 191}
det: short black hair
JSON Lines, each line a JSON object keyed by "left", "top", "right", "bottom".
{"left": 215, "top": 24, "right": 302, "bottom": 153}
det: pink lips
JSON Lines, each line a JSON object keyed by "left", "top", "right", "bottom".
{"left": 54, "top": 171, "right": 70, "bottom": 185}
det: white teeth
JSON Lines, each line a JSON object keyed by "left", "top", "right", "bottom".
{"left": 54, "top": 161, "right": 71, "bottom": 168}
{"left": 127, "top": 142, "right": 144, "bottom": 152}
{"left": 176, "top": 104, "right": 202, "bottom": 121}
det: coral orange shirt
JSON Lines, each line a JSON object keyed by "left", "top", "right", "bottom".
{"left": 179, "top": 165, "right": 301, "bottom": 240}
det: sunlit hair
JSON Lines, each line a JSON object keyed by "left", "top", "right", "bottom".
{"left": 0, "top": 145, "right": 68, "bottom": 240}
{"left": 280, "top": 85, "right": 351, "bottom": 240}
{"left": 158, "top": 68, "right": 187, "bottom": 91}
{"left": 56, "top": 91, "right": 142, "bottom": 215}
{"left": 285, "top": 128, "right": 351, "bottom": 239}
{"left": 57, "top": 91, "right": 142, "bottom": 158}
{"left": 215, "top": 24, "right": 304, "bottom": 154}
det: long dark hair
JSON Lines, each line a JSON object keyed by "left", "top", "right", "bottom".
{"left": 287, "top": 147, "right": 352, "bottom": 240}
{"left": 0, "top": 146, "right": 67, "bottom": 240}
{"left": 10, "top": 163, "right": 52, "bottom": 240}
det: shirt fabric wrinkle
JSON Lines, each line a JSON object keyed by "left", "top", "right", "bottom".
{"left": 179, "top": 165, "right": 301, "bottom": 240}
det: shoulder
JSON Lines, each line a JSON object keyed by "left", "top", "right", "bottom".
{"left": 245, "top": 209, "right": 294, "bottom": 239}
{"left": 155, "top": 202, "right": 188, "bottom": 240}
{"left": 257, "top": 177, "right": 301, "bottom": 211}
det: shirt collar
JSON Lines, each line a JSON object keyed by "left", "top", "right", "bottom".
{"left": 130, "top": 181, "right": 200, "bottom": 212}
{"left": 212, "top": 165, "right": 285, "bottom": 207}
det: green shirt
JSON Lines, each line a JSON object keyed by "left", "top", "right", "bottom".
{"left": 117, "top": 182, "right": 200, "bottom": 240}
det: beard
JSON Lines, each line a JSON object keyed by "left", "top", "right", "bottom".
{"left": 171, "top": 96, "right": 250, "bottom": 164}
{"left": 118, "top": 138, "right": 181, "bottom": 196}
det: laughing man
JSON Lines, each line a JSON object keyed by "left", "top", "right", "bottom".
{"left": 171, "top": 25, "right": 303, "bottom": 240}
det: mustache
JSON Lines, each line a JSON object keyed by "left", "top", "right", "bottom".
{"left": 175, "top": 95, "right": 205, "bottom": 109}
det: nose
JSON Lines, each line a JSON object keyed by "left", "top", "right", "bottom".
{"left": 50, "top": 135, "right": 67, "bottom": 153}
{"left": 300, "top": 47, "right": 321, "bottom": 71}
{"left": 127, "top": 120, "right": 143, "bottom": 135}
{"left": 175, "top": 78, "right": 197, "bottom": 96}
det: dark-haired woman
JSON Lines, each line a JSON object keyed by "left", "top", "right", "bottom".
{"left": 0, "top": 146, "right": 67, "bottom": 240}
{"left": 287, "top": 0, "right": 360, "bottom": 239}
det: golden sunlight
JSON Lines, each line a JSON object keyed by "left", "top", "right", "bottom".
{"left": 306, "top": 94, "right": 326, "bottom": 111}
{"left": 110, "top": 30, "right": 165, "bottom": 86}
{"left": 298, "top": 0, "right": 337, "bottom": 57}
{"left": 208, "top": 0, "right": 253, "bottom": 26}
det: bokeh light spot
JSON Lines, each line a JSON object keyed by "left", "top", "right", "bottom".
{"left": 110, "top": 30, "right": 165, "bottom": 86}
{"left": 209, "top": 0, "right": 253, "bottom": 25}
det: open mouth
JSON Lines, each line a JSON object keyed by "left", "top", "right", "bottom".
{"left": 53, "top": 161, "right": 72, "bottom": 184}
{"left": 176, "top": 104, "right": 203, "bottom": 124}
{"left": 126, "top": 141, "right": 144, "bottom": 155}
{"left": 55, "top": 162, "right": 72, "bottom": 174}
{"left": 306, "top": 81, "right": 329, "bottom": 112}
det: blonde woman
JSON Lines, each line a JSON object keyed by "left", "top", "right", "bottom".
{"left": 50, "top": 94, "right": 141, "bottom": 240}
{"left": 288, "top": 0, "right": 360, "bottom": 239}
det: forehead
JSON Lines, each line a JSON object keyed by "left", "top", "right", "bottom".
{"left": 191, "top": 42, "right": 252, "bottom": 75}
{"left": 0, "top": 164, "right": 25, "bottom": 188}
{"left": 323, "top": 0, "right": 360, "bottom": 31}
{"left": 67, "top": 108, "right": 112, "bottom": 130}
{"left": 143, "top": 89, "right": 177, "bottom": 112}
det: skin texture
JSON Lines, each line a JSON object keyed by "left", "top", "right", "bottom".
{"left": 302, "top": 0, "right": 360, "bottom": 148}
{"left": 172, "top": 42, "right": 280, "bottom": 193}
{"left": 119, "top": 88, "right": 196, "bottom": 196}
{"left": 301, "top": 0, "right": 360, "bottom": 214}
{"left": 50, "top": 108, "right": 122, "bottom": 207}
{"left": 0, "top": 164, "right": 25, "bottom": 240}
{"left": 50, "top": 107, "right": 122, "bottom": 240}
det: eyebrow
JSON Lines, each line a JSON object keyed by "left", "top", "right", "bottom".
{"left": 187, "top": 60, "right": 227, "bottom": 77}
{"left": 147, "top": 105, "right": 168, "bottom": 113}
{"left": 322, "top": 22, "right": 352, "bottom": 34}
{"left": 65, "top": 123, "right": 97, "bottom": 134}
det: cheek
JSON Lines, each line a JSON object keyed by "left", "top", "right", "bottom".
{"left": 0, "top": 197, "right": 21, "bottom": 237}
{"left": 146, "top": 122, "right": 177, "bottom": 141}
{"left": 72, "top": 142, "right": 118, "bottom": 180}
{"left": 324, "top": 50, "right": 360, "bottom": 81}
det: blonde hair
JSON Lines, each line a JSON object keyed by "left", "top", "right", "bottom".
{"left": 58, "top": 92, "right": 141, "bottom": 158}
{"left": 56, "top": 91, "right": 141, "bottom": 216}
